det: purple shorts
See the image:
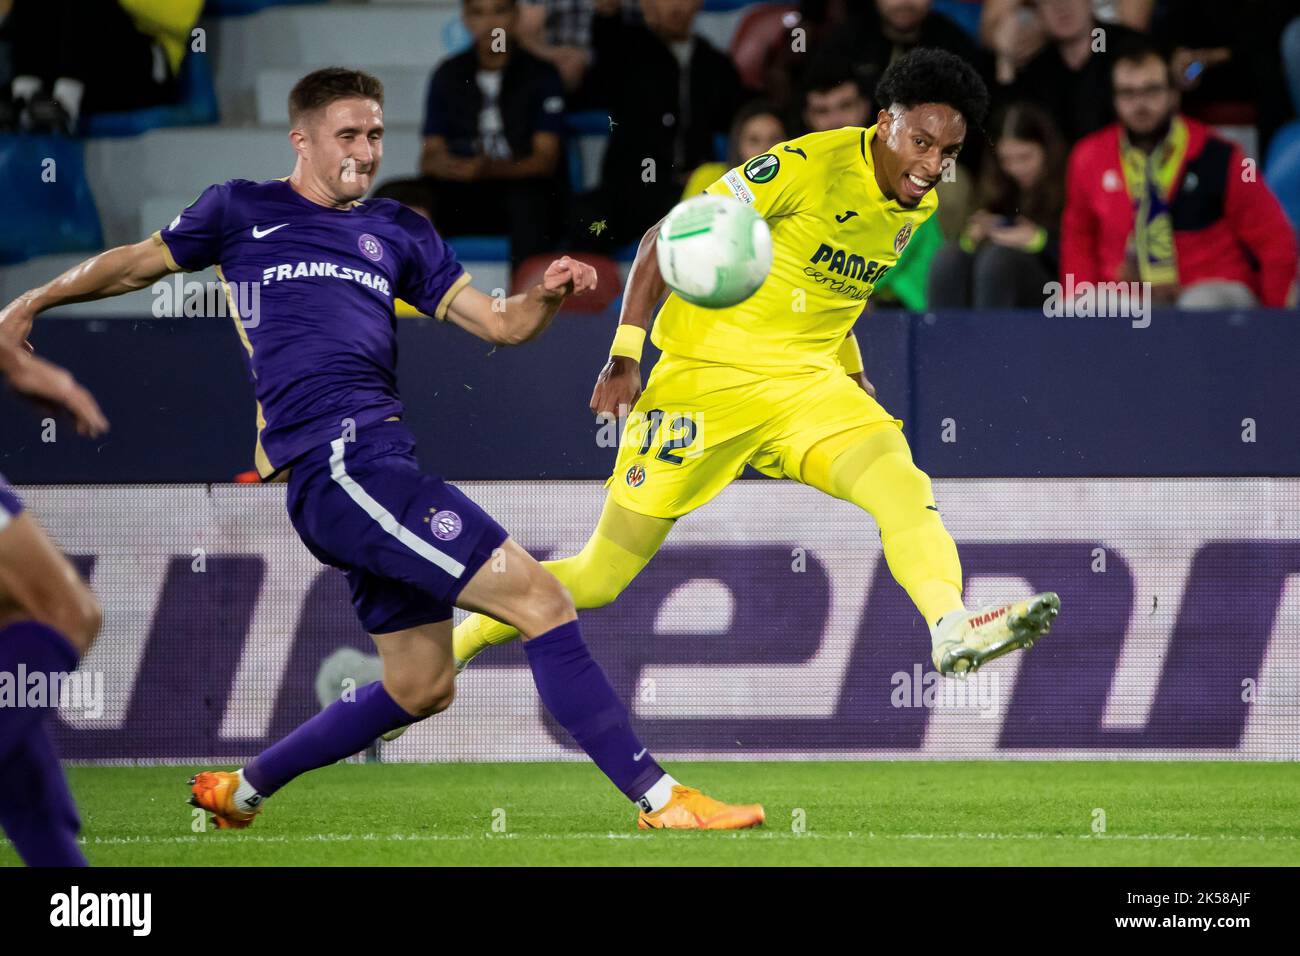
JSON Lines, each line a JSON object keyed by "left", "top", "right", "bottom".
{"left": 0, "top": 474, "right": 23, "bottom": 530}
{"left": 286, "top": 420, "right": 508, "bottom": 634}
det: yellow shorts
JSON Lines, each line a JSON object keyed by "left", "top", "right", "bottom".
{"left": 607, "top": 352, "right": 902, "bottom": 519}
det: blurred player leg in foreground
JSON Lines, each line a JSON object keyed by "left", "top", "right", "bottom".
{"left": 0, "top": 499, "right": 103, "bottom": 866}
{"left": 0, "top": 344, "right": 108, "bottom": 866}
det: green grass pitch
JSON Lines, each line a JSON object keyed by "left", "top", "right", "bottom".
{"left": 4, "top": 761, "right": 1298, "bottom": 866}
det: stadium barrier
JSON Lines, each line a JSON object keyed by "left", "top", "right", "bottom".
{"left": 22, "top": 477, "right": 1299, "bottom": 764}
{"left": 2, "top": 308, "right": 1296, "bottom": 482}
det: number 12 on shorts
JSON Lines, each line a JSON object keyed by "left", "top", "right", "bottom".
{"left": 637, "top": 408, "right": 698, "bottom": 464}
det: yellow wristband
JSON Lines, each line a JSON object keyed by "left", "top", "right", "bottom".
{"left": 837, "top": 332, "right": 864, "bottom": 375}
{"left": 1025, "top": 225, "right": 1048, "bottom": 255}
{"left": 609, "top": 324, "right": 646, "bottom": 361}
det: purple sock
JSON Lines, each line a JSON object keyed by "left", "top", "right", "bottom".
{"left": 244, "top": 681, "right": 419, "bottom": 796}
{"left": 0, "top": 620, "right": 79, "bottom": 763}
{"left": 524, "top": 620, "right": 664, "bottom": 803}
{"left": 0, "top": 722, "right": 87, "bottom": 867}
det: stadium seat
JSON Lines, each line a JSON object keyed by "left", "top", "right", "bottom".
{"left": 80, "top": 51, "right": 220, "bottom": 138}
{"left": 511, "top": 252, "right": 620, "bottom": 313}
{"left": 566, "top": 138, "right": 585, "bottom": 193}
{"left": 441, "top": 17, "right": 472, "bottom": 57}
{"left": 204, "top": 0, "right": 323, "bottom": 14}
{"left": 932, "top": 0, "right": 983, "bottom": 39}
{"left": 562, "top": 110, "right": 612, "bottom": 193}
{"left": 254, "top": 66, "right": 429, "bottom": 127}
{"left": 1264, "top": 120, "right": 1300, "bottom": 240}
{"left": 1190, "top": 101, "right": 1258, "bottom": 126}
{"left": 84, "top": 126, "right": 422, "bottom": 245}
{"left": 449, "top": 236, "right": 511, "bottom": 261}
{"left": 561, "top": 111, "right": 613, "bottom": 137}
{"left": 729, "top": 4, "right": 798, "bottom": 91}
{"left": 0, "top": 136, "right": 103, "bottom": 265}
{"left": 1264, "top": 119, "right": 1300, "bottom": 172}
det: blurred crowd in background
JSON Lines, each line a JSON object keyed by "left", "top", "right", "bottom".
{"left": 2, "top": 0, "right": 1297, "bottom": 311}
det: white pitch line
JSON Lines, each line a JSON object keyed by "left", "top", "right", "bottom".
{"left": 5, "top": 831, "right": 1290, "bottom": 849}
{"left": 881, "top": 832, "right": 1297, "bottom": 842}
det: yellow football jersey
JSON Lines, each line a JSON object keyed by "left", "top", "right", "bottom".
{"left": 651, "top": 125, "right": 938, "bottom": 369}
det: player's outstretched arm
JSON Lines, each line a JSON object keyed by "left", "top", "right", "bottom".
{"left": 837, "top": 331, "right": 877, "bottom": 398}
{"left": 0, "top": 238, "right": 173, "bottom": 349}
{"left": 0, "top": 340, "right": 109, "bottom": 438}
{"left": 443, "top": 255, "right": 597, "bottom": 346}
{"left": 590, "top": 217, "right": 667, "bottom": 420}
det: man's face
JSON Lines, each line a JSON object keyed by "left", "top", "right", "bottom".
{"left": 641, "top": 0, "right": 702, "bottom": 41}
{"left": 805, "top": 81, "right": 870, "bottom": 132}
{"left": 874, "top": 103, "right": 966, "bottom": 207}
{"left": 1034, "top": 0, "right": 1092, "bottom": 41}
{"left": 876, "top": 0, "right": 930, "bottom": 36}
{"left": 295, "top": 97, "right": 385, "bottom": 202}
{"left": 464, "top": 0, "right": 517, "bottom": 50}
{"left": 1113, "top": 56, "right": 1176, "bottom": 137}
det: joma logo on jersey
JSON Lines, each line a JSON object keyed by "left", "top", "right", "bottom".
{"left": 261, "top": 261, "right": 391, "bottom": 296}
{"left": 809, "top": 244, "right": 890, "bottom": 283}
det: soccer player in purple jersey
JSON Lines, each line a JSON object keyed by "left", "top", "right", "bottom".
{"left": 0, "top": 68, "right": 763, "bottom": 830}
{"left": 0, "top": 340, "right": 108, "bottom": 865}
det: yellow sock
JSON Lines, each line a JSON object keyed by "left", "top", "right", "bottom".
{"left": 803, "top": 424, "right": 964, "bottom": 627}
{"left": 452, "top": 498, "right": 672, "bottom": 665}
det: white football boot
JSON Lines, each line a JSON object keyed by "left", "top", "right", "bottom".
{"left": 931, "top": 592, "right": 1060, "bottom": 677}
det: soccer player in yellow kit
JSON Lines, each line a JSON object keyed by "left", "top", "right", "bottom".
{"left": 455, "top": 49, "right": 1060, "bottom": 678}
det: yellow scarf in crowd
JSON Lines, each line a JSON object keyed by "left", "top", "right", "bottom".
{"left": 1120, "top": 116, "right": 1188, "bottom": 286}
{"left": 119, "top": 0, "right": 205, "bottom": 75}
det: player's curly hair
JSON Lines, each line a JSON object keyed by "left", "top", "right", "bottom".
{"left": 874, "top": 48, "right": 990, "bottom": 129}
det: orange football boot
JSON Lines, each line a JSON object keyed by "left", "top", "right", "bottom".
{"left": 188, "top": 770, "right": 262, "bottom": 830}
{"left": 637, "top": 786, "right": 765, "bottom": 830}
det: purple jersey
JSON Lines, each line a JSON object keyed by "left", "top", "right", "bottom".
{"left": 155, "top": 179, "right": 470, "bottom": 477}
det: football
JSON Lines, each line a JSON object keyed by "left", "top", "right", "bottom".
{"left": 655, "top": 194, "right": 773, "bottom": 308}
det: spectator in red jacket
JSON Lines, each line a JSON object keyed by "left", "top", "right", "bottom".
{"left": 1061, "top": 36, "right": 1298, "bottom": 309}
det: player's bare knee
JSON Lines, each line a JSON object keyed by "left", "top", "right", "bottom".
{"left": 411, "top": 677, "right": 455, "bottom": 718}
{"left": 534, "top": 572, "right": 576, "bottom": 629}
{"left": 388, "top": 672, "right": 455, "bottom": 718}
{"left": 513, "top": 570, "right": 575, "bottom": 637}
